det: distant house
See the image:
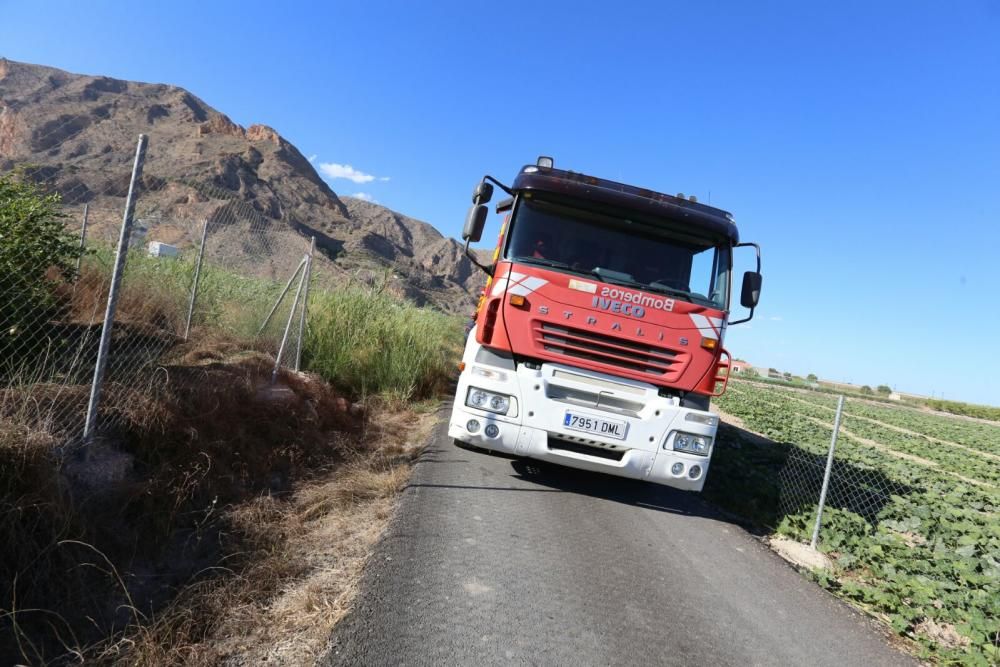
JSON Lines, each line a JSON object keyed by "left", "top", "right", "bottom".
{"left": 730, "top": 359, "right": 753, "bottom": 375}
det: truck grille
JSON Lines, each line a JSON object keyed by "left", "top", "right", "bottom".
{"left": 534, "top": 322, "right": 683, "bottom": 379}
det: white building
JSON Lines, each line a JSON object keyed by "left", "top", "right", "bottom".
{"left": 147, "top": 241, "right": 179, "bottom": 258}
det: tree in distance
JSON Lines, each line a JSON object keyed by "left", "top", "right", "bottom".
{"left": 877, "top": 384, "right": 892, "bottom": 395}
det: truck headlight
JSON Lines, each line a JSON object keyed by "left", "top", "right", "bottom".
{"left": 466, "top": 387, "right": 511, "bottom": 415}
{"left": 670, "top": 432, "right": 712, "bottom": 456}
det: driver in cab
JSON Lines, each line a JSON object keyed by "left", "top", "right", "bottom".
{"left": 514, "top": 232, "right": 553, "bottom": 260}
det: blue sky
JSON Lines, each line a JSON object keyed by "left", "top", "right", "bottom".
{"left": 2, "top": 0, "right": 998, "bottom": 404}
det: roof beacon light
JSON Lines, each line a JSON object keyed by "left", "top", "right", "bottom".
{"left": 536, "top": 156, "right": 554, "bottom": 169}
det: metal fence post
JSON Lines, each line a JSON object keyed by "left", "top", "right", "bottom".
{"left": 82, "top": 134, "right": 148, "bottom": 444}
{"left": 257, "top": 257, "right": 307, "bottom": 337}
{"left": 271, "top": 257, "right": 309, "bottom": 384}
{"left": 294, "top": 236, "right": 315, "bottom": 372}
{"left": 76, "top": 203, "right": 89, "bottom": 274}
{"left": 811, "top": 394, "right": 845, "bottom": 548}
{"left": 183, "top": 220, "right": 209, "bottom": 341}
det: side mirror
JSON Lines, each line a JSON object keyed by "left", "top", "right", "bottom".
{"left": 472, "top": 181, "right": 494, "bottom": 206}
{"left": 740, "top": 271, "right": 762, "bottom": 309}
{"left": 462, "top": 204, "right": 488, "bottom": 242}
{"left": 496, "top": 196, "right": 514, "bottom": 214}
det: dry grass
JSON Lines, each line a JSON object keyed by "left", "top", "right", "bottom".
{"left": 114, "top": 406, "right": 436, "bottom": 666}
{"left": 53, "top": 260, "right": 184, "bottom": 334}
{"left": 0, "top": 335, "right": 372, "bottom": 665}
{"left": 914, "top": 618, "right": 972, "bottom": 650}
{"left": 0, "top": 380, "right": 88, "bottom": 664}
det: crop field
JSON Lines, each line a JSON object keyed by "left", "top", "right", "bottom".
{"left": 713, "top": 380, "right": 1000, "bottom": 665}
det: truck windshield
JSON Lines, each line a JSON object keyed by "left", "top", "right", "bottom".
{"left": 505, "top": 195, "right": 732, "bottom": 310}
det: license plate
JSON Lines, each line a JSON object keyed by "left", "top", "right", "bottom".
{"left": 563, "top": 411, "right": 628, "bottom": 440}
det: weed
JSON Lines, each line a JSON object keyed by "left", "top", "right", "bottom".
{"left": 305, "top": 285, "right": 464, "bottom": 402}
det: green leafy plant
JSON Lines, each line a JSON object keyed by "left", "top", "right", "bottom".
{"left": 715, "top": 379, "right": 1000, "bottom": 664}
{"left": 0, "top": 174, "right": 82, "bottom": 365}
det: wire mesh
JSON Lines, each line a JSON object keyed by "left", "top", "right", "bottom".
{"left": 1, "top": 116, "right": 141, "bottom": 442}
{"left": 133, "top": 169, "right": 312, "bottom": 350}
{"left": 779, "top": 449, "right": 907, "bottom": 523}
{"left": 1, "top": 106, "right": 312, "bottom": 445}
{"left": 777, "top": 402, "right": 911, "bottom": 544}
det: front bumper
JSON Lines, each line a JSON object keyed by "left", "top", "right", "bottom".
{"left": 449, "top": 352, "right": 717, "bottom": 492}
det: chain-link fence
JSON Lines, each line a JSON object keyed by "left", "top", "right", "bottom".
{"left": 1, "top": 121, "right": 315, "bottom": 449}
{"left": 776, "top": 395, "right": 910, "bottom": 548}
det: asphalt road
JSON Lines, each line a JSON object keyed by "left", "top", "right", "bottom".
{"left": 325, "top": 414, "right": 915, "bottom": 666}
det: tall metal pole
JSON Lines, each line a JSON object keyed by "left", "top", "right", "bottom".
{"left": 183, "top": 220, "right": 209, "bottom": 341}
{"left": 83, "top": 134, "right": 148, "bottom": 443}
{"left": 76, "top": 203, "right": 89, "bottom": 274}
{"left": 257, "top": 256, "right": 307, "bottom": 337}
{"left": 811, "top": 395, "right": 845, "bottom": 549}
{"left": 271, "top": 260, "right": 308, "bottom": 385}
{"left": 294, "top": 237, "right": 316, "bottom": 372}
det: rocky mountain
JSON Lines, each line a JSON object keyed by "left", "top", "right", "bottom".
{"left": 0, "top": 58, "right": 484, "bottom": 312}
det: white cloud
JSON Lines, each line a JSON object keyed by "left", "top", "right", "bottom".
{"left": 347, "top": 192, "right": 377, "bottom": 203}
{"left": 379, "top": 176, "right": 391, "bottom": 182}
{"left": 307, "top": 154, "right": 317, "bottom": 163}
{"left": 769, "top": 316, "right": 783, "bottom": 321}
{"left": 318, "top": 162, "right": 379, "bottom": 184}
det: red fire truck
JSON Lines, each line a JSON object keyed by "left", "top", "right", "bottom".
{"left": 449, "top": 157, "right": 762, "bottom": 491}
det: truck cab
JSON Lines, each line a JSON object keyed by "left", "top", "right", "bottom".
{"left": 449, "top": 158, "right": 762, "bottom": 491}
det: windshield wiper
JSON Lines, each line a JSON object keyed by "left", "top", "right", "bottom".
{"left": 646, "top": 281, "right": 692, "bottom": 298}
{"left": 513, "top": 256, "right": 576, "bottom": 272}
{"left": 516, "top": 257, "right": 618, "bottom": 284}
{"left": 602, "top": 276, "right": 713, "bottom": 307}
{"left": 647, "top": 281, "right": 715, "bottom": 306}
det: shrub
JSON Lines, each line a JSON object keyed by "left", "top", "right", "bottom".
{"left": 0, "top": 175, "right": 82, "bottom": 363}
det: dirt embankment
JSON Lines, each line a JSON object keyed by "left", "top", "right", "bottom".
{"left": 0, "top": 337, "right": 435, "bottom": 666}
